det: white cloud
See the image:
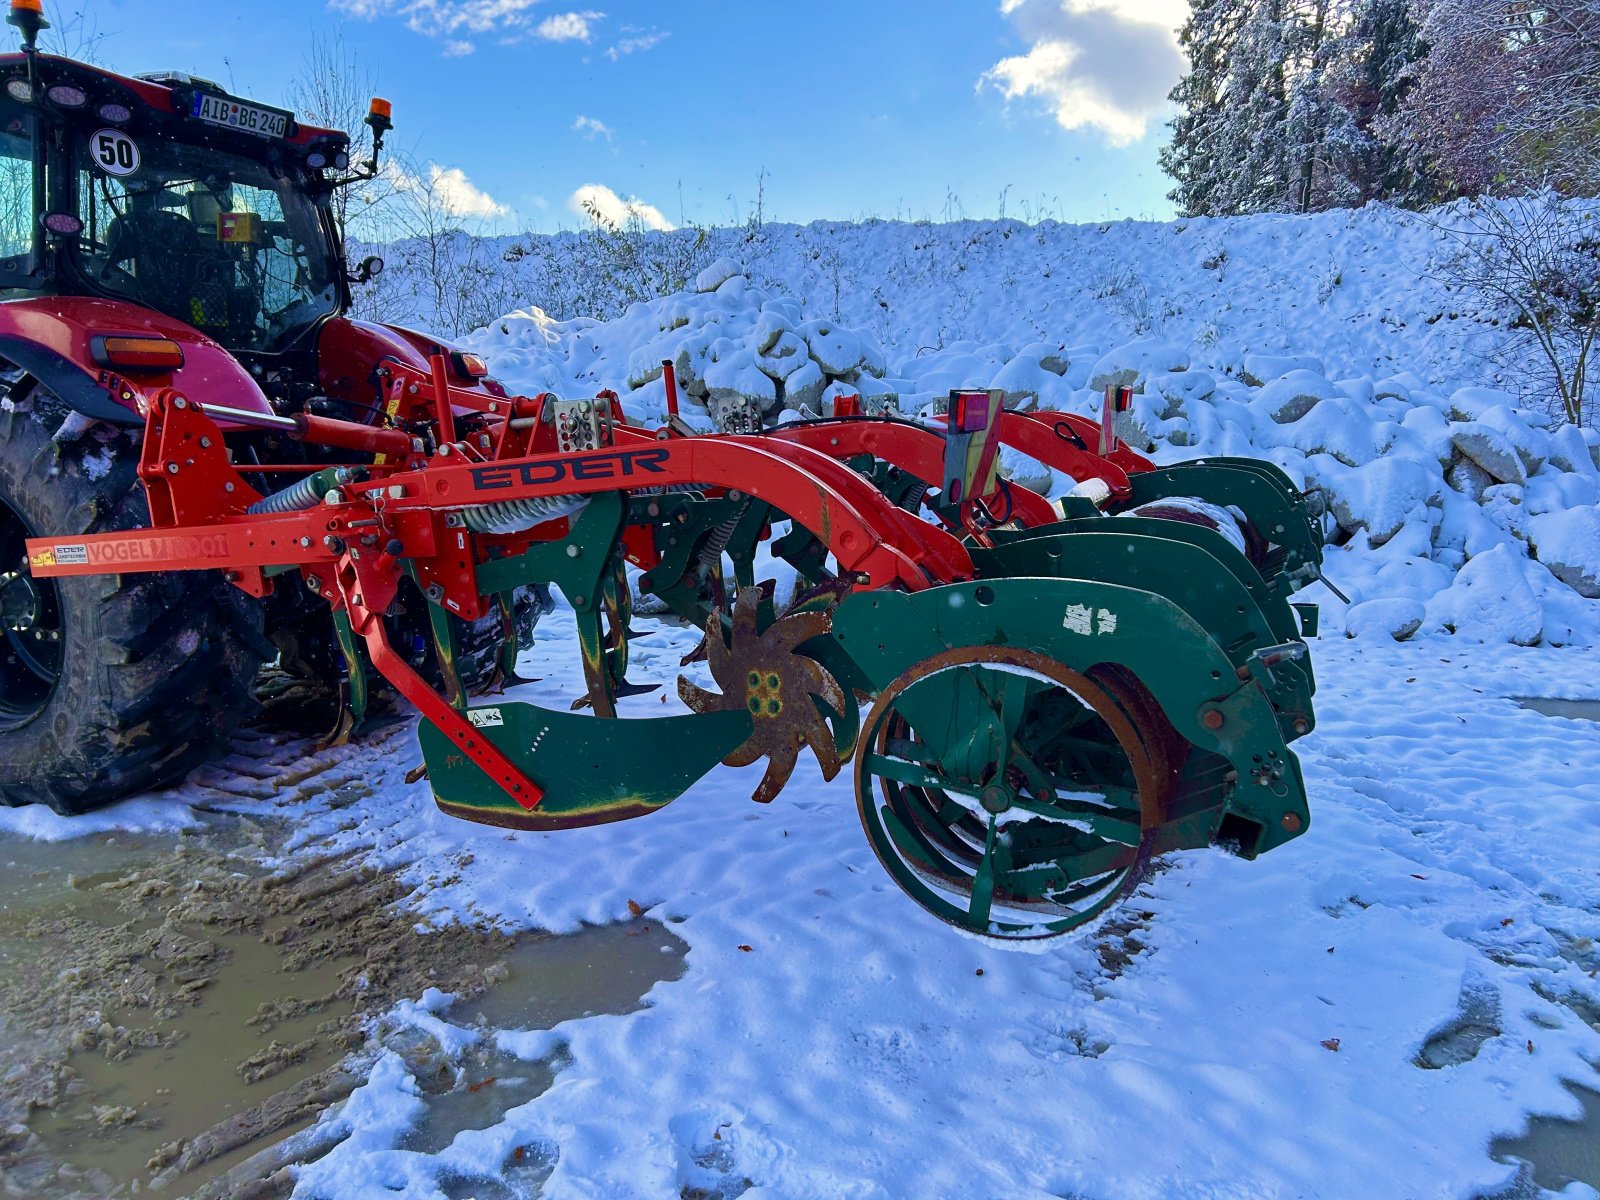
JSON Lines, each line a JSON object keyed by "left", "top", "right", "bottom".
{"left": 573, "top": 114, "right": 613, "bottom": 141}
{"left": 535, "top": 10, "right": 602, "bottom": 41}
{"left": 430, "top": 165, "right": 510, "bottom": 218}
{"left": 332, "top": 0, "right": 606, "bottom": 53}
{"left": 980, "top": 0, "right": 1186, "bottom": 146}
{"left": 568, "top": 183, "right": 673, "bottom": 231}
{"left": 604, "top": 29, "right": 667, "bottom": 60}
{"left": 394, "top": 162, "right": 511, "bottom": 220}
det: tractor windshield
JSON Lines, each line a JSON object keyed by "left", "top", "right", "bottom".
{"left": 71, "top": 134, "right": 339, "bottom": 352}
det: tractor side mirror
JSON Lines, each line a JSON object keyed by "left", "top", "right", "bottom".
{"left": 353, "top": 255, "right": 384, "bottom": 285}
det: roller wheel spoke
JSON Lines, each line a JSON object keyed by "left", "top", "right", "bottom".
{"left": 969, "top": 816, "right": 1000, "bottom": 927}
{"left": 854, "top": 647, "right": 1174, "bottom": 940}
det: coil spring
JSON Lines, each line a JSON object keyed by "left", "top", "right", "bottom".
{"left": 247, "top": 466, "right": 365, "bottom": 515}
{"left": 461, "top": 493, "right": 589, "bottom": 534}
{"left": 696, "top": 512, "right": 740, "bottom": 571}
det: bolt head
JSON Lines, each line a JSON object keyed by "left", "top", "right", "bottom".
{"left": 1201, "top": 710, "right": 1225, "bottom": 731}
{"left": 1281, "top": 813, "right": 1303, "bottom": 833}
{"left": 979, "top": 783, "right": 1013, "bottom": 815}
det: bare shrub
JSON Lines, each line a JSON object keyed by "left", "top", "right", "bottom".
{"left": 1427, "top": 193, "right": 1599, "bottom": 426}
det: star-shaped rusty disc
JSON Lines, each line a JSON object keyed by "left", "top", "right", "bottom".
{"left": 678, "top": 586, "right": 848, "bottom": 803}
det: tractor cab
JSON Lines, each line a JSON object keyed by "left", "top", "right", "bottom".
{"left": 0, "top": 47, "right": 360, "bottom": 357}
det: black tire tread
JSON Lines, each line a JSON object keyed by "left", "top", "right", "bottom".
{"left": 0, "top": 381, "right": 266, "bottom": 815}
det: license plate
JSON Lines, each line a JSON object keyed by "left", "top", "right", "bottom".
{"left": 191, "top": 93, "right": 289, "bottom": 138}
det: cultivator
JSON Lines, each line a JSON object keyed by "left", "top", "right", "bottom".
{"left": 25, "top": 353, "right": 1322, "bottom": 939}
{"left": 0, "top": 1, "right": 1322, "bottom": 940}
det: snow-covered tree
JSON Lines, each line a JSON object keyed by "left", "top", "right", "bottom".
{"left": 1391, "top": 0, "right": 1600, "bottom": 199}
{"left": 1162, "top": 0, "right": 1301, "bottom": 215}
{"left": 1428, "top": 193, "right": 1600, "bottom": 425}
{"left": 1334, "top": 0, "right": 1433, "bottom": 203}
{"left": 1163, "top": 0, "right": 1401, "bottom": 215}
{"left": 1160, "top": 0, "right": 1252, "bottom": 216}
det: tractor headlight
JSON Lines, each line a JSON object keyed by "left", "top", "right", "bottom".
{"left": 5, "top": 79, "right": 31, "bottom": 102}
{"left": 45, "top": 84, "right": 86, "bottom": 107}
{"left": 306, "top": 151, "right": 327, "bottom": 169}
{"left": 96, "top": 102, "right": 131, "bottom": 123}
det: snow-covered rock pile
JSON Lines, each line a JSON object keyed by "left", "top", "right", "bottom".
{"left": 468, "top": 258, "right": 893, "bottom": 428}
{"left": 463, "top": 262, "right": 1600, "bottom": 649}
{"left": 1083, "top": 349, "right": 1600, "bottom": 647}
{"left": 383, "top": 203, "right": 1553, "bottom": 393}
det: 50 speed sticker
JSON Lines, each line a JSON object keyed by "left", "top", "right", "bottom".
{"left": 90, "top": 128, "right": 140, "bottom": 176}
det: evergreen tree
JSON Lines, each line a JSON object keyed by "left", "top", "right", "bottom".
{"left": 1160, "top": 0, "right": 1253, "bottom": 216}
{"left": 1162, "top": 0, "right": 1429, "bottom": 214}
{"left": 1345, "top": 0, "right": 1432, "bottom": 202}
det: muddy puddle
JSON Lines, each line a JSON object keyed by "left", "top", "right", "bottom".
{"left": 1490, "top": 1081, "right": 1600, "bottom": 1194}
{"left": 0, "top": 815, "right": 686, "bottom": 1199}
{"left": 1513, "top": 697, "right": 1600, "bottom": 723}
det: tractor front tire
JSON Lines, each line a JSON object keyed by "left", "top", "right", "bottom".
{"left": 0, "top": 385, "right": 267, "bottom": 815}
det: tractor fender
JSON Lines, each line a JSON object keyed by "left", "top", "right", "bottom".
{"left": 316, "top": 317, "right": 505, "bottom": 415}
{"left": 831, "top": 578, "right": 1310, "bottom": 855}
{"left": 0, "top": 296, "right": 275, "bottom": 427}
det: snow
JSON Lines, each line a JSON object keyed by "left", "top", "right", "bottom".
{"left": 447, "top": 204, "right": 1600, "bottom": 649}
{"left": 1243, "top": 352, "right": 1324, "bottom": 385}
{"left": 1529, "top": 507, "right": 1600, "bottom": 598}
{"left": 134, "top": 611, "right": 1598, "bottom": 1200}
{"left": 1342, "top": 596, "right": 1426, "bottom": 641}
{"left": 1086, "top": 338, "right": 1191, "bottom": 392}
{"left": 0, "top": 793, "right": 202, "bottom": 841}
{"left": 1425, "top": 544, "right": 1548, "bottom": 646}
{"left": 1255, "top": 368, "right": 1344, "bottom": 423}
{"left": 8, "top": 203, "right": 1600, "bottom": 1194}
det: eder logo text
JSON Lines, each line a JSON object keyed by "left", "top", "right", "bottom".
{"left": 469, "top": 448, "right": 671, "bottom": 492}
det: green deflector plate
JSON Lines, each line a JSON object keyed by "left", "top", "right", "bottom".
{"left": 419, "top": 702, "right": 753, "bottom": 830}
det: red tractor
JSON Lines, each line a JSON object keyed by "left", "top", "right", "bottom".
{"left": 0, "top": 1, "right": 503, "bottom": 810}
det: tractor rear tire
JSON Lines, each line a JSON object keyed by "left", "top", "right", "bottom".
{"left": 0, "top": 382, "right": 268, "bottom": 815}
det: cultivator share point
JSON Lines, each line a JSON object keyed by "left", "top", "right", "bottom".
{"left": 2, "top": 1, "right": 1324, "bottom": 938}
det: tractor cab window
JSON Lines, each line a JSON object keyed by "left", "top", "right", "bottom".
{"left": 0, "top": 103, "right": 35, "bottom": 290}
{"left": 71, "top": 134, "right": 337, "bottom": 351}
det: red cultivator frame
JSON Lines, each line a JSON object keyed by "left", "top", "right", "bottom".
{"left": 0, "top": 1, "right": 1322, "bottom": 938}
{"left": 29, "top": 352, "right": 1324, "bottom": 939}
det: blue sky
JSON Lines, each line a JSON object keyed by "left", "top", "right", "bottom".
{"left": 57, "top": 0, "right": 1189, "bottom": 232}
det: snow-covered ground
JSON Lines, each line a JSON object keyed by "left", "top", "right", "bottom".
{"left": 5, "top": 204, "right": 1600, "bottom": 1197}
{"left": 447, "top": 204, "right": 1600, "bottom": 649}
{"left": 15, "top": 607, "right": 1595, "bottom": 1199}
